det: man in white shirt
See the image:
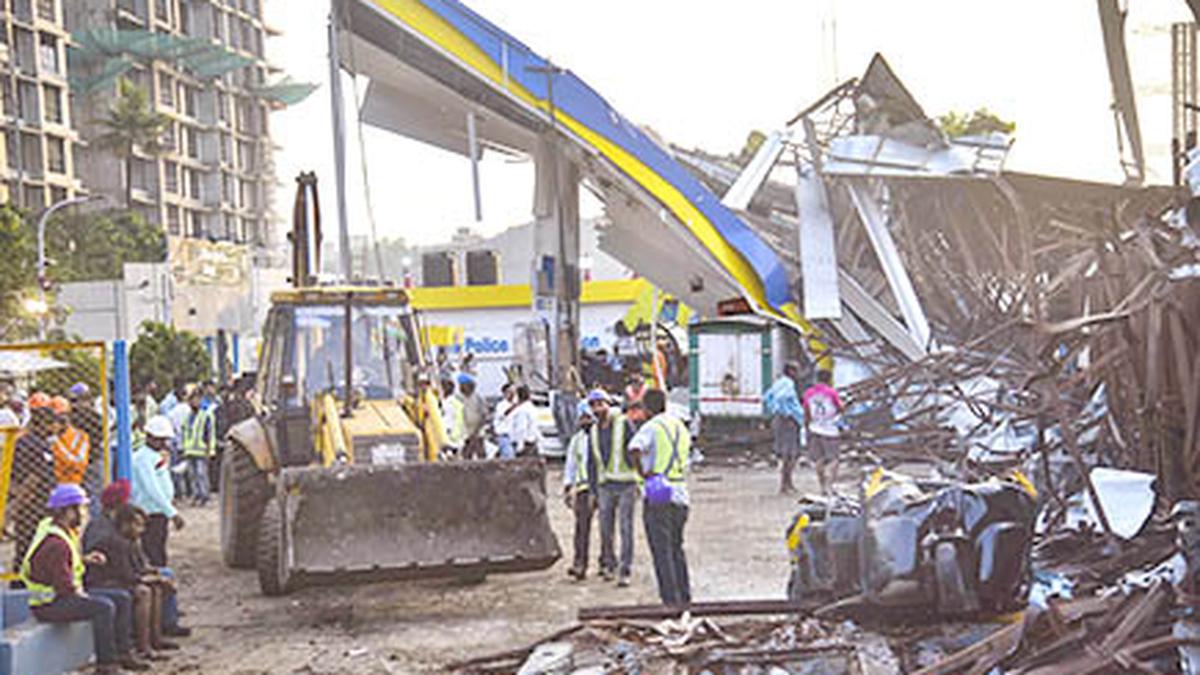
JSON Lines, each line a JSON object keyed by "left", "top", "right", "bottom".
{"left": 167, "top": 385, "right": 193, "bottom": 497}
{"left": 492, "top": 383, "right": 516, "bottom": 459}
{"left": 507, "top": 385, "right": 539, "bottom": 458}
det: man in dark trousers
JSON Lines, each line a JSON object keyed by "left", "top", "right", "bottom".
{"left": 629, "top": 389, "right": 693, "bottom": 606}
{"left": 22, "top": 483, "right": 148, "bottom": 673}
{"left": 562, "top": 402, "right": 597, "bottom": 579}
{"left": 589, "top": 389, "right": 639, "bottom": 587}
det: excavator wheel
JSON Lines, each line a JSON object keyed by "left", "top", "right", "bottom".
{"left": 220, "top": 442, "right": 270, "bottom": 569}
{"left": 257, "top": 496, "right": 294, "bottom": 596}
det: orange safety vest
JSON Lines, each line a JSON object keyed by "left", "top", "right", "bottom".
{"left": 52, "top": 426, "right": 90, "bottom": 484}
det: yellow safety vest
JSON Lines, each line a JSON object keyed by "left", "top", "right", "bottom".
{"left": 590, "top": 414, "right": 638, "bottom": 484}
{"left": 650, "top": 415, "right": 691, "bottom": 486}
{"left": 182, "top": 408, "right": 215, "bottom": 458}
{"left": 20, "top": 518, "right": 83, "bottom": 607}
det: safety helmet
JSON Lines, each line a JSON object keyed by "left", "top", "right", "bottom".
{"left": 48, "top": 396, "right": 70, "bottom": 416}
{"left": 586, "top": 389, "right": 611, "bottom": 405}
{"left": 27, "top": 392, "right": 50, "bottom": 409}
{"left": 46, "top": 483, "right": 89, "bottom": 510}
{"left": 145, "top": 415, "right": 175, "bottom": 440}
{"left": 68, "top": 382, "right": 90, "bottom": 398}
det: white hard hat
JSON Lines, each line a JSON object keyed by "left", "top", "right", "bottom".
{"left": 145, "top": 415, "right": 174, "bottom": 440}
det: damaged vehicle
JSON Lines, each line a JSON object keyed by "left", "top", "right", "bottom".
{"left": 786, "top": 469, "right": 1037, "bottom": 615}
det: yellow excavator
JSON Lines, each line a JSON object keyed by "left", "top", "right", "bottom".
{"left": 219, "top": 173, "right": 560, "bottom": 595}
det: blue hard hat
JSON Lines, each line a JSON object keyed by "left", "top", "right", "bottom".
{"left": 586, "top": 389, "right": 610, "bottom": 404}
{"left": 46, "top": 483, "right": 89, "bottom": 510}
{"left": 456, "top": 372, "right": 476, "bottom": 387}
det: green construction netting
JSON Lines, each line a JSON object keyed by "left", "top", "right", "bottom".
{"left": 69, "top": 28, "right": 315, "bottom": 105}
{"left": 249, "top": 79, "right": 320, "bottom": 107}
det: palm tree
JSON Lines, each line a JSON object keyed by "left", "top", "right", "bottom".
{"left": 92, "top": 78, "right": 170, "bottom": 209}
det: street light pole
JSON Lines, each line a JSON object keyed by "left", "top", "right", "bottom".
{"left": 36, "top": 194, "right": 105, "bottom": 340}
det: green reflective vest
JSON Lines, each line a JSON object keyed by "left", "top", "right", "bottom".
{"left": 182, "top": 407, "right": 216, "bottom": 458}
{"left": 650, "top": 415, "right": 691, "bottom": 486}
{"left": 567, "top": 429, "right": 591, "bottom": 489}
{"left": 20, "top": 518, "right": 83, "bottom": 607}
{"left": 591, "top": 414, "right": 637, "bottom": 484}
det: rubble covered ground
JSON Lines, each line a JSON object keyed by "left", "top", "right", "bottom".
{"left": 156, "top": 464, "right": 805, "bottom": 673}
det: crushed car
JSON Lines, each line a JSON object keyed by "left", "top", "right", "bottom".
{"left": 786, "top": 468, "right": 1037, "bottom": 616}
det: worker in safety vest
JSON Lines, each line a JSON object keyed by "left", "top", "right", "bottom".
{"left": 587, "top": 389, "right": 639, "bottom": 587}
{"left": 22, "top": 483, "right": 147, "bottom": 673}
{"left": 629, "top": 388, "right": 692, "bottom": 606}
{"left": 50, "top": 396, "right": 90, "bottom": 486}
{"left": 180, "top": 389, "right": 216, "bottom": 506}
{"left": 563, "top": 401, "right": 597, "bottom": 580}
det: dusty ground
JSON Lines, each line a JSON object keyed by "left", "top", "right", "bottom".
{"left": 156, "top": 463, "right": 819, "bottom": 674}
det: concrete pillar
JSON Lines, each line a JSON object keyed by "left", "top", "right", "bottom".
{"left": 531, "top": 136, "right": 581, "bottom": 391}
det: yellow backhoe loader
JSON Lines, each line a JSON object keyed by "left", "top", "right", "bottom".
{"left": 219, "top": 173, "right": 560, "bottom": 595}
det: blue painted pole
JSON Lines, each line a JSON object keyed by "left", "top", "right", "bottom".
{"left": 113, "top": 339, "right": 133, "bottom": 482}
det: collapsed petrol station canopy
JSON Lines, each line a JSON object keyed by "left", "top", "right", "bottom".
{"left": 334, "top": 0, "right": 802, "bottom": 326}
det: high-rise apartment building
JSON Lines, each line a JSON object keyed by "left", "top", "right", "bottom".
{"left": 0, "top": 0, "right": 83, "bottom": 208}
{"left": 66, "top": 0, "right": 277, "bottom": 248}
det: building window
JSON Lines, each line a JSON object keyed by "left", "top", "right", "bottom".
{"left": 4, "top": 133, "right": 16, "bottom": 170}
{"left": 166, "top": 205, "right": 180, "bottom": 235}
{"left": 13, "top": 0, "right": 32, "bottom": 23}
{"left": 37, "top": 33, "right": 57, "bottom": 74}
{"left": 157, "top": 72, "right": 174, "bottom": 108}
{"left": 19, "top": 132, "right": 39, "bottom": 173}
{"left": 14, "top": 29, "right": 35, "bottom": 75}
{"left": 220, "top": 132, "right": 231, "bottom": 164}
{"left": 17, "top": 81, "right": 38, "bottom": 123}
{"left": 186, "top": 168, "right": 201, "bottom": 200}
{"left": 131, "top": 158, "right": 152, "bottom": 192}
{"left": 179, "top": 1, "right": 191, "bottom": 35}
{"left": 184, "top": 126, "right": 198, "bottom": 159}
{"left": 239, "top": 179, "right": 255, "bottom": 210}
{"left": 466, "top": 250, "right": 499, "bottom": 286}
{"left": 154, "top": 0, "right": 171, "bottom": 26}
{"left": 216, "top": 92, "right": 228, "bottom": 124}
{"left": 49, "top": 186, "right": 66, "bottom": 205}
{"left": 23, "top": 185, "right": 44, "bottom": 208}
{"left": 159, "top": 122, "right": 177, "bottom": 153}
{"left": 45, "top": 136, "right": 64, "bottom": 173}
{"left": 188, "top": 210, "right": 203, "bottom": 238}
{"left": 43, "top": 84, "right": 61, "bottom": 123}
{"left": 164, "top": 161, "right": 178, "bottom": 193}
{"left": 237, "top": 140, "right": 253, "bottom": 171}
{"left": 422, "top": 253, "right": 456, "bottom": 287}
{"left": 221, "top": 172, "right": 233, "bottom": 203}
{"left": 35, "top": 0, "right": 55, "bottom": 22}
{"left": 212, "top": 6, "right": 225, "bottom": 42}
{"left": 183, "top": 85, "right": 197, "bottom": 118}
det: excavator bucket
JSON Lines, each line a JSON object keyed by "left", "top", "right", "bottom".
{"left": 259, "top": 458, "right": 561, "bottom": 593}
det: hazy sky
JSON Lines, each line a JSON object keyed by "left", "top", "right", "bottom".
{"left": 265, "top": 1, "right": 1194, "bottom": 246}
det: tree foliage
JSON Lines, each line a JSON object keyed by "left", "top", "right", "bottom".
{"left": 0, "top": 204, "right": 37, "bottom": 340}
{"left": 47, "top": 208, "right": 166, "bottom": 282}
{"left": 129, "top": 321, "right": 212, "bottom": 393}
{"left": 937, "top": 108, "right": 1016, "bottom": 139}
{"left": 91, "top": 78, "right": 170, "bottom": 208}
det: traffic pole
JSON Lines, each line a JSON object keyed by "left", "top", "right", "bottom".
{"left": 113, "top": 339, "right": 133, "bottom": 482}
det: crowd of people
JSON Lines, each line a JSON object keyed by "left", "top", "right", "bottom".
{"left": 0, "top": 373, "right": 255, "bottom": 674}
{"left": 561, "top": 386, "right": 694, "bottom": 605}
{"left": 9, "top": 415, "right": 194, "bottom": 673}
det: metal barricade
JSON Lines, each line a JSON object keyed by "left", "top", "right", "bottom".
{"left": 0, "top": 342, "right": 110, "bottom": 576}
